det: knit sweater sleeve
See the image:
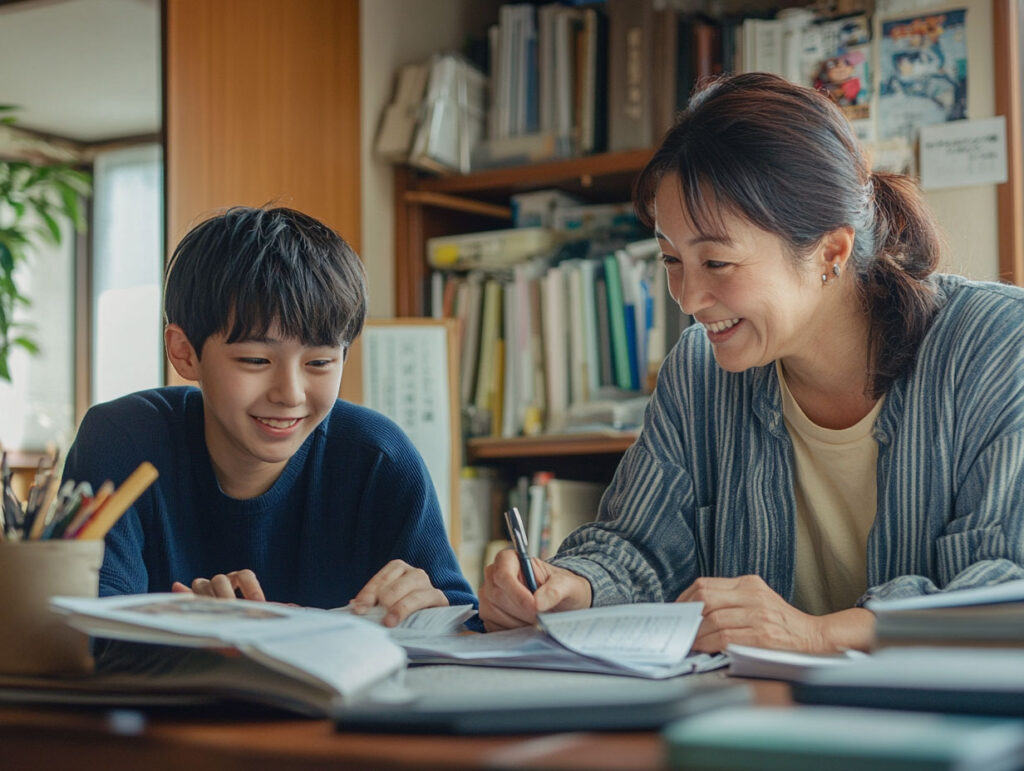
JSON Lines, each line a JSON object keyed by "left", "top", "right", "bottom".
{"left": 359, "top": 426, "right": 477, "bottom": 610}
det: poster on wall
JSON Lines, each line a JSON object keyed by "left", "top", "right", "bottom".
{"left": 806, "top": 14, "right": 874, "bottom": 140}
{"left": 877, "top": 8, "right": 968, "bottom": 143}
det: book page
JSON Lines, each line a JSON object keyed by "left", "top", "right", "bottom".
{"left": 51, "top": 593, "right": 382, "bottom": 646}
{"left": 538, "top": 603, "right": 703, "bottom": 669}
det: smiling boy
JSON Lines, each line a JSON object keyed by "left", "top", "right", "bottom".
{"left": 63, "top": 206, "right": 475, "bottom": 625}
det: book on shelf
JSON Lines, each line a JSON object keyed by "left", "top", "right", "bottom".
{"left": 606, "top": 0, "right": 656, "bottom": 151}
{"left": 457, "top": 466, "right": 507, "bottom": 590}
{"left": 539, "top": 477, "right": 605, "bottom": 559}
{"left": 431, "top": 232, "right": 684, "bottom": 437}
{"left": 867, "top": 579, "right": 1024, "bottom": 648}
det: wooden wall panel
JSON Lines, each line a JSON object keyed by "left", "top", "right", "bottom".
{"left": 165, "top": 0, "right": 361, "bottom": 251}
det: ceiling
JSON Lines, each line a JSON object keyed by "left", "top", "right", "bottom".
{"left": 0, "top": 0, "right": 160, "bottom": 143}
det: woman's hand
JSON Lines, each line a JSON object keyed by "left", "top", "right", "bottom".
{"left": 171, "top": 569, "right": 266, "bottom": 601}
{"left": 349, "top": 559, "right": 448, "bottom": 627}
{"left": 677, "top": 575, "right": 830, "bottom": 653}
{"left": 479, "top": 548, "right": 593, "bottom": 632}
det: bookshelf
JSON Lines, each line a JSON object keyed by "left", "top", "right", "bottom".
{"left": 393, "top": 149, "right": 653, "bottom": 481}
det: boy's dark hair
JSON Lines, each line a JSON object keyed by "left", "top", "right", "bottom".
{"left": 164, "top": 206, "right": 367, "bottom": 357}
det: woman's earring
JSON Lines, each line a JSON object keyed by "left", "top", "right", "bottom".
{"left": 822, "top": 273, "right": 828, "bottom": 284}
{"left": 833, "top": 264, "right": 841, "bottom": 277}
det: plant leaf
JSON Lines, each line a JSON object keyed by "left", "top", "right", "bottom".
{"left": 13, "top": 336, "right": 39, "bottom": 355}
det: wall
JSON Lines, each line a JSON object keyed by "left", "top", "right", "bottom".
{"left": 361, "top": 0, "right": 1008, "bottom": 317}
{"left": 166, "top": 0, "right": 362, "bottom": 252}
{"left": 875, "top": 0, "right": 1000, "bottom": 280}
{"left": 359, "top": 0, "right": 500, "bottom": 318}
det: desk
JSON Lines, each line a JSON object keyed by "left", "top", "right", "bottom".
{"left": 0, "top": 673, "right": 789, "bottom": 770}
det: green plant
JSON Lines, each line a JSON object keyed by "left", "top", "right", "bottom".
{"left": 0, "top": 105, "right": 91, "bottom": 381}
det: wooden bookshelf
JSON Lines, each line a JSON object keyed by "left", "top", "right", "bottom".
{"left": 394, "top": 148, "right": 654, "bottom": 317}
{"left": 466, "top": 432, "right": 640, "bottom": 483}
{"left": 393, "top": 150, "right": 656, "bottom": 479}
{"left": 466, "top": 431, "right": 639, "bottom": 460}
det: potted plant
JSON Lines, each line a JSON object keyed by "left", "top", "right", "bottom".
{"left": 0, "top": 105, "right": 91, "bottom": 381}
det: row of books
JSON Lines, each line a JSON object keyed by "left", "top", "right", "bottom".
{"left": 458, "top": 466, "right": 605, "bottom": 591}
{"left": 430, "top": 237, "right": 687, "bottom": 439}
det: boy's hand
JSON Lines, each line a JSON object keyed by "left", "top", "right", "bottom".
{"left": 171, "top": 569, "right": 267, "bottom": 601}
{"left": 479, "top": 549, "right": 592, "bottom": 632}
{"left": 349, "top": 559, "right": 448, "bottom": 627}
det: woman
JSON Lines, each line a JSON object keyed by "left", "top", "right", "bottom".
{"left": 479, "top": 73, "right": 1024, "bottom": 653}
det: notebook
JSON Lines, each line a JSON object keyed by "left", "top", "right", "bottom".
{"left": 334, "top": 665, "right": 750, "bottom": 734}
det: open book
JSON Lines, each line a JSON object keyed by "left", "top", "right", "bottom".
{"left": 7, "top": 593, "right": 409, "bottom": 716}
{"left": 398, "top": 602, "right": 725, "bottom": 678}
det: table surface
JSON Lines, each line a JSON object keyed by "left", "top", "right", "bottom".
{"left": 0, "top": 671, "right": 791, "bottom": 770}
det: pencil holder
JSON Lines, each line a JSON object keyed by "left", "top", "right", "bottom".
{"left": 0, "top": 540, "right": 103, "bottom": 676}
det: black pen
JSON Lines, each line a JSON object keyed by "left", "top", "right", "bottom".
{"left": 503, "top": 507, "right": 538, "bottom": 593}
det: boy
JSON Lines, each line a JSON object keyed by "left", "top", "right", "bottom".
{"left": 63, "top": 206, "right": 475, "bottom": 626}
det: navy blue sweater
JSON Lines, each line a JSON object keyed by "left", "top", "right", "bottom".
{"left": 63, "top": 387, "right": 476, "bottom": 610}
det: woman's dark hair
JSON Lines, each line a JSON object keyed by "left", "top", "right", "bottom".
{"left": 164, "top": 206, "right": 367, "bottom": 357}
{"left": 635, "top": 72, "right": 941, "bottom": 397}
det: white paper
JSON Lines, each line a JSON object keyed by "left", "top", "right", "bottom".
{"left": 919, "top": 117, "right": 1008, "bottom": 191}
{"left": 866, "top": 578, "right": 1024, "bottom": 611}
{"left": 398, "top": 603, "right": 721, "bottom": 679}
{"left": 361, "top": 325, "right": 453, "bottom": 532}
{"left": 726, "top": 644, "right": 865, "bottom": 681}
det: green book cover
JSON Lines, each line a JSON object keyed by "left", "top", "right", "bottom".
{"left": 602, "top": 254, "right": 632, "bottom": 390}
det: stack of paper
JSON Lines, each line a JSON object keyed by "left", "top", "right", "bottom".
{"left": 398, "top": 603, "right": 726, "bottom": 678}
{"left": 725, "top": 644, "right": 866, "bottom": 682}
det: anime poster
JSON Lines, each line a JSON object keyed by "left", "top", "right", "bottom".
{"left": 805, "top": 14, "right": 874, "bottom": 140}
{"left": 878, "top": 9, "right": 968, "bottom": 142}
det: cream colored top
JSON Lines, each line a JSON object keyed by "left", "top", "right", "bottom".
{"left": 777, "top": 361, "right": 884, "bottom": 616}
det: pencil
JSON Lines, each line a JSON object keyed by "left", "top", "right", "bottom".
{"left": 62, "top": 479, "right": 114, "bottom": 539}
{"left": 76, "top": 462, "right": 159, "bottom": 541}
{"left": 26, "top": 474, "right": 60, "bottom": 540}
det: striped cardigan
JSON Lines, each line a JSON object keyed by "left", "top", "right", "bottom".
{"left": 552, "top": 274, "right": 1024, "bottom": 609}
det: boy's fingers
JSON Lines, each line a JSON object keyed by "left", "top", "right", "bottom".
{"left": 171, "top": 581, "right": 192, "bottom": 593}
{"left": 353, "top": 560, "right": 418, "bottom": 608}
{"left": 230, "top": 569, "right": 266, "bottom": 601}
{"left": 382, "top": 587, "right": 448, "bottom": 627}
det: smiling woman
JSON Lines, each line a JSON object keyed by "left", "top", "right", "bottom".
{"left": 479, "top": 73, "right": 1024, "bottom": 654}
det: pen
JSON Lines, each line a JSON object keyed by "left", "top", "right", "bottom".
{"left": 503, "top": 506, "right": 538, "bottom": 593}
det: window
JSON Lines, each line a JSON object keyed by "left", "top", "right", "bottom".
{"left": 90, "top": 143, "right": 164, "bottom": 404}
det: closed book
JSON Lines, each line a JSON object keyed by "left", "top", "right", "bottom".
{"left": 458, "top": 273, "right": 484, "bottom": 406}
{"left": 665, "top": 705, "right": 1024, "bottom": 771}
{"left": 594, "top": 272, "right": 614, "bottom": 387}
{"left": 500, "top": 281, "right": 519, "bottom": 438}
{"left": 458, "top": 466, "right": 505, "bottom": 590}
{"left": 544, "top": 478, "right": 605, "bottom": 558}
{"left": 474, "top": 279, "right": 504, "bottom": 414}
{"left": 868, "top": 579, "right": 1024, "bottom": 648}
{"left": 606, "top": 0, "right": 655, "bottom": 151}
{"left": 541, "top": 267, "right": 570, "bottom": 432}
{"left": 566, "top": 262, "right": 589, "bottom": 405}
{"left": 577, "top": 259, "right": 602, "bottom": 398}
{"left": 651, "top": 7, "right": 679, "bottom": 138}
{"left": 603, "top": 253, "right": 633, "bottom": 391}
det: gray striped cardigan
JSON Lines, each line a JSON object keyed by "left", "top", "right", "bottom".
{"left": 552, "top": 274, "right": 1024, "bottom": 609}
